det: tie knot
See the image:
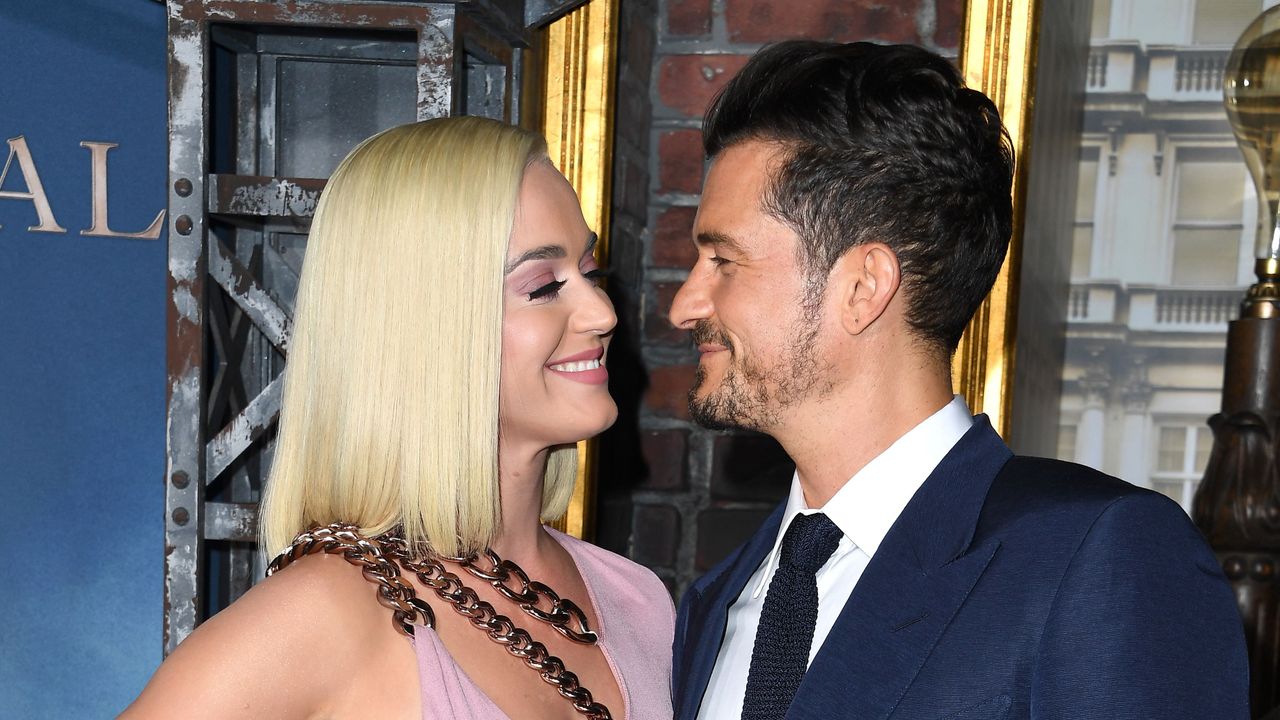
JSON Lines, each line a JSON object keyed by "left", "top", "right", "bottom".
{"left": 778, "top": 512, "right": 842, "bottom": 574}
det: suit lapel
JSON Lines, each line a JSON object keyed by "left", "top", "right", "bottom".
{"left": 677, "top": 504, "right": 786, "bottom": 720}
{"left": 787, "top": 418, "right": 1013, "bottom": 720}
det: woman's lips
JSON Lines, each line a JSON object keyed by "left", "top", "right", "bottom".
{"left": 547, "top": 347, "right": 608, "bottom": 385}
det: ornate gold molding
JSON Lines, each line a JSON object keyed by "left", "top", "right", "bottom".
{"left": 540, "top": 0, "right": 619, "bottom": 539}
{"left": 953, "top": 0, "right": 1041, "bottom": 438}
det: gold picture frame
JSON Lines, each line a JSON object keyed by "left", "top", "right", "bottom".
{"left": 538, "top": 0, "right": 619, "bottom": 540}
{"left": 954, "top": 0, "right": 1041, "bottom": 438}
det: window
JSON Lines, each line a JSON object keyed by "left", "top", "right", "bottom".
{"left": 1073, "top": 151, "right": 1099, "bottom": 279}
{"left": 1152, "top": 425, "right": 1215, "bottom": 512}
{"left": 1092, "top": 0, "right": 1111, "bottom": 39}
{"left": 1057, "top": 424, "right": 1078, "bottom": 462}
{"left": 1171, "top": 155, "right": 1245, "bottom": 285}
{"left": 1193, "top": 0, "right": 1261, "bottom": 45}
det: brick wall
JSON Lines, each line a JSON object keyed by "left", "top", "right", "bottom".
{"left": 599, "top": 0, "right": 966, "bottom": 597}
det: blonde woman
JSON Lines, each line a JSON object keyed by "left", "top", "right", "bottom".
{"left": 124, "top": 117, "right": 674, "bottom": 720}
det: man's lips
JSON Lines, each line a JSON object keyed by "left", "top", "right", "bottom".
{"left": 697, "top": 343, "right": 728, "bottom": 354}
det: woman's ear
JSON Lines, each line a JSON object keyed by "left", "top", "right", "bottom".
{"left": 832, "top": 242, "right": 901, "bottom": 336}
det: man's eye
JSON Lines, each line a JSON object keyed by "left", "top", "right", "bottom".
{"left": 709, "top": 256, "right": 730, "bottom": 267}
{"left": 583, "top": 268, "right": 610, "bottom": 286}
{"left": 528, "top": 279, "right": 566, "bottom": 300}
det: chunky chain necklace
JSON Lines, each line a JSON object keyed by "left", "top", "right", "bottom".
{"left": 451, "top": 548, "right": 598, "bottom": 644}
{"left": 267, "top": 523, "right": 611, "bottom": 720}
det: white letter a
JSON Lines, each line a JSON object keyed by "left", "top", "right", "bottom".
{"left": 0, "top": 136, "right": 67, "bottom": 233}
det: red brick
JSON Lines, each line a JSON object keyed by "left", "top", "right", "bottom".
{"left": 645, "top": 363, "right": 697, "bottom": 419}
{"left": 614, "top": 153, "right": 649, "bottom": 221}
{"left": 657, "top": 130, "right": 705, "bottom": 195}
{"left": 639, "top": 429, "right": 690, "bottom": 491}
{"left": 668, "top": 0, "right": 713, "bottom": 36}
{"left": 631, "top": 504, "right": 682, "bottom": 567}
{"left": 645, "top": 282, "right": 690, "bottom": 346}
{"left": 725, "top": 0, "right": 923, "bottom": 44}
{"left": 621, "top": 9, "right": 655, "bottom": 75}
{"left": 658, "top": 55, "right": 750, "bottom": 117}
{"left": 934, "top": 0, "right": 964, "bottom": 50}
{"left": 652, "top": 206, "right": 699, "bottom": 268}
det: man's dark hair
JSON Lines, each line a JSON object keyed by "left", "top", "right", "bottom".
{"left": 703, "top": 41, "right": 1014, "bottom": 355}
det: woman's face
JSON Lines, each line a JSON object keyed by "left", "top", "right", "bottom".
{"left": 499, "top": 160, "right": 617, "bottom": 452}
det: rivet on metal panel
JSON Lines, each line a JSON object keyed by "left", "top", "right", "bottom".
{"left": 174, "top": 178, "right": 193, "bottom": 197}
{"left": 175, "top": 215, "right": 194, "bottom": 235}
{"left": 172, "top": 507, "right": 190, "bottom": 526}
{"left": 171, "top": 471, "right": 190, "bottom": 489}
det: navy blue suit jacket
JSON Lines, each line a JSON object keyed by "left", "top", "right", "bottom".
{"left": 672, "top": 417, "right": 1250, "bottom": 719}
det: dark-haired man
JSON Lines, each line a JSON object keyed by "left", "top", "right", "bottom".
{"left": 669, "top": 41, "right": 1248, "bottom": 720}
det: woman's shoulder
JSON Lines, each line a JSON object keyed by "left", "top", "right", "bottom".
{"left": 547, "top": 528, "right": 674, "bottom": 621}
{"left": 122, "top": 552, "right": 400, "bottom": 718}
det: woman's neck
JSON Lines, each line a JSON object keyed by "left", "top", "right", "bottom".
{"left": 490, "top": 443, "right": 556, "bottom": 567}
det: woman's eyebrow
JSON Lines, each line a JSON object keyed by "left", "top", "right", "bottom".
{"left": 582, "top": 232, "right": 599, "bottom": 258}
{"left": 505, "top": 245, "right": 567, "bottom": 274}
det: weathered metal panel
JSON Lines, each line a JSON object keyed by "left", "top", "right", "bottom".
{"left": 180, "top": 0, "right": 438, "bottom": 29}
{"left": 208, "top": 238, "right": 292, "bottom": 351}
{"left": 206, "top": 502, "right": 259, "bottom": 542}
{"left": 418, "top": 6, "right": 457, "bottom": 119}
{"left": 165, "top": 0, "right": 210, "bottom": 656}
{"left": 208, "top": 174, "right": 325, "bottom": 218}
{"left": 525, "top": 0, "right": 590, "bottom": 29}
{"left": 205, "top": 374, "right": 284, "bottom": 483}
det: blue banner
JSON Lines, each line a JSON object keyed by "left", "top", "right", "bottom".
{"left": 0, "top": 1, "right": 167, "bottom": 715}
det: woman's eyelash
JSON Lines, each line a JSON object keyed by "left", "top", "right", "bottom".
{"left": 526, "top": 267, "right": 610, "bottom": 301}
{"left": 528, "top": 279, "right": 566, "bottom": 300}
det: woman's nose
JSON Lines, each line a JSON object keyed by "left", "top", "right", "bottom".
{"left": 576, "top": 282, "right": 617, "bottom": 336}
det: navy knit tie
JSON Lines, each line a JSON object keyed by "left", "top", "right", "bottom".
{"left": 741, "top": 512, "right": 844, "bottom": 720}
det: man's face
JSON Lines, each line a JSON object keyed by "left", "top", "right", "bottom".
{"left": 668, "top": 140, "right": 835, "bottom": 432}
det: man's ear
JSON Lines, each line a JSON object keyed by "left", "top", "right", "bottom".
{"left": 832, "top": 242, "right": 901, "bottom": 336}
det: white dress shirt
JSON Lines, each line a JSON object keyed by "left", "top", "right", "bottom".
{"left": 696, "top": 396, "right": 975, "bottom": 720}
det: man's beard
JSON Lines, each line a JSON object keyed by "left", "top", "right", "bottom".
{"left": 687, "top": 307, "right": 828, "bottom": 432}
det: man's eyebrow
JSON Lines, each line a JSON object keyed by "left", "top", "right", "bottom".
{"left": 696, "top": 230, "right": 746, "bottom": 254}
{"left": 505, "top": 244, "right": 567, "bottom": 274}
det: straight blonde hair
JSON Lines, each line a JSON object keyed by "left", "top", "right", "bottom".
{"left": 260, "top": 117, "right": 579, "bottom": 559}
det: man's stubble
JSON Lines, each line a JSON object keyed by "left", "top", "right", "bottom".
{"left": 687, "top": 302, "right": 833, "bottom": 433}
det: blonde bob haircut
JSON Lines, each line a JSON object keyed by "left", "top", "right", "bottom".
{"left": 259, "top": 116, "right": 579, "bottom": 559}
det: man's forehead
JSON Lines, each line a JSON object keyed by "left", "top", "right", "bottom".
{"left": 697, "top": 140, "right": 782, "bottom": 227}
{"left": 703, "top": 140, "right": 786, "bottom": 195}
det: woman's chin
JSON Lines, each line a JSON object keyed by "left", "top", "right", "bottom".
{"left": 556, "top": 404, "right": 619, "bottom": 446}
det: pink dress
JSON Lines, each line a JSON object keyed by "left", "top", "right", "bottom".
{"left": 410, "top": 528, "right": 675, "bottom": 720}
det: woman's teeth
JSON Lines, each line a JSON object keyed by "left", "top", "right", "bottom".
{"left": 550, "top": 359, "right": 602, "bottom": 372}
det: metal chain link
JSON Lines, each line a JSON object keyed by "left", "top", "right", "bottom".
{"left": 453, "top": 548, "right": 599, "bottom": 644}
{"left": 266, "top": 523, "right": 434, "bottom": 636}
{"left": 267, "top": 523, "right": 612, "bottom": 720}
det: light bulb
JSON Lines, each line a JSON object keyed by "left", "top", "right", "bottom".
{"left": 1224, "top": 5, "right": 1280, "bottom": 261}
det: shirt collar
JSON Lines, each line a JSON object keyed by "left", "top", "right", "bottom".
{"left": 751, "top": 396, "right": 974, "bottom": 597}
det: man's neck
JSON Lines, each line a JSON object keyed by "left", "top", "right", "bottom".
{"left": 773, "top": 366, "right": 955, "bottom": 509}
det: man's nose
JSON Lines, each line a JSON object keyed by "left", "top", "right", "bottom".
{"left": 669, "top": 269, "right": 711, "bottom": 331}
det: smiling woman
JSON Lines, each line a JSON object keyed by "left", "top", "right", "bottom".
{"left": 121, "top": 117, "right": 674, "bottom": 720}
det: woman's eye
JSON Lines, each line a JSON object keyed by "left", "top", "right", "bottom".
{"left": 528, "top": 279, "right": 566, "bottom": 300}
